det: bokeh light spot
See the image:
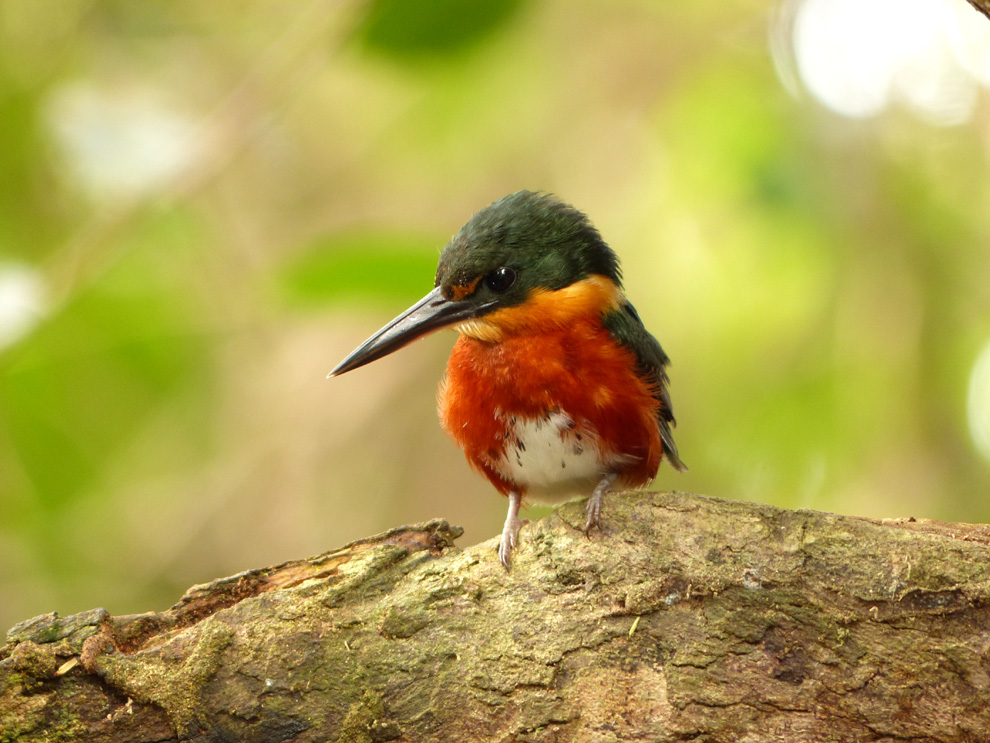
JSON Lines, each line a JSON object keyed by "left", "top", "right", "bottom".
{"left": 785, "top": 0, "right": 990, "bottom": 124}
{"left": 967, "top": 338, "right": 990, "bottom": 465}
{"left": 45, "top": 82, "right": 202, "bottom": 201}
{"left": 0, "top": 263, "right": 47, "bottom": 351}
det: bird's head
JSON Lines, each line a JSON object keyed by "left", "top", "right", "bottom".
{"left": 330, "top": 191, "right": 623, "bottom": 376}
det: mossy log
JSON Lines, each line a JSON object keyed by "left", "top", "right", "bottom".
{"left": 3, "top": 490, "right": 990, "bottom": 742}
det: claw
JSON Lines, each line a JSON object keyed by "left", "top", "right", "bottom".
{"left": 498, "top": 491, "right": 528, "bottom": 570}
{"left": 584, "top": 472, "right": 618, "bottom": 535}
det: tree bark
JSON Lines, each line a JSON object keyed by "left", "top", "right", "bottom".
{"left": 3, "top": 490, "right": 990, "bottom": 742}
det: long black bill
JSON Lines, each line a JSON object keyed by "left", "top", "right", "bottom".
{"left": 329, "top": 287, "right": 494, "bottom": 377}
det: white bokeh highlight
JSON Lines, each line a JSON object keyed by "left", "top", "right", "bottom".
{"left": 45, "top": 82, "right": 202, "bottom": 201}
{"left": 788, "top": 0, "right": 990, "bottom": 124}
{"left": 968, "top": 338, "right": 990, "bottom": 465}
{"left": 0, "top": 263, "right": 47, "bottom": 351}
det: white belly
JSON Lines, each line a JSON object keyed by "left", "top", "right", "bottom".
{"left": 493, "top": 411, "right": 632, "bottom": 503}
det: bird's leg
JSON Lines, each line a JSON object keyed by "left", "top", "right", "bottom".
{"left": 498, "top": 490, "right": 529, "bottom": 570}
{"left": 585, "top": 472, "right": 618, "bottom": 535}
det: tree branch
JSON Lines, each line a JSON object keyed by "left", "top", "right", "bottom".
{"left": 967, "top": 0, "right": 990, "bottom": 21}
{"left": 3, "top": 490, "right": 990, "bottom": 742}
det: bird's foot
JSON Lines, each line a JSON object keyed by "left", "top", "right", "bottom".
{"left": 498, "top": 516, "right": 530, "bottom": 570}
{"left": 498, "top": 491, "right": 528, "bottom": 570}
{"left": 584, "top": 472, "right": 618, "bottom": 535}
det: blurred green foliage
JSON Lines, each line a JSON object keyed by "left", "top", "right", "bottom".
{"left": 279, "top": 233, "right": 440, "bottom": 307}
{"left": 0, "top": 0, "right": 988, "bottom": 633}
{"left": 357, "top": 0, "right": 526, "bottom": 58}
{"left": 1, "top": 212, "right": 211, "bottom": 508}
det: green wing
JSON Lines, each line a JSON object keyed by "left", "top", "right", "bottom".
{"left": 602, "top": 300, "right": 686, "bottom": 471}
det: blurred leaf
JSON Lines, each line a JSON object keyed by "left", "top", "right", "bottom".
{"left": 356, "top": 0, "right": 525, "bottom": 59}
{"left": 0, "top": 211, "right": 213, "bottom": 511}
{"left": 0, "top": 86, "right": 64, "bottom": 261}
{"left": 278, "top": 232, "right": 442, "bottom": 307}
{"left": 0, "top": 295, "right": 206, "bottom": 509}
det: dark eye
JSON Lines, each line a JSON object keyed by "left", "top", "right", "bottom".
{"left": 483, "top": 267, "right": 516, "bottom": 293}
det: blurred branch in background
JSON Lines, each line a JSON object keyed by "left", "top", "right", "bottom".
{"left": 44, "top": 0, "right": 343, "bottom": 305}
{"left": 1, "top": 0, "right": 989, "bottom": 635}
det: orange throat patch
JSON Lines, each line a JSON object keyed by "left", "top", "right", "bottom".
{"left": 454, "top": 274, "right": 622, "bottom": 343}
{"left": 438, "top": 273, "right": 664, "bottom": 497}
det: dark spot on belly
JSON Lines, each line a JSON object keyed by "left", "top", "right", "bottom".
{"left": 561, "top": 460, "right": 566, "bottom": 469}
{"left": 573, "top": 445, "right": 584, "bottom": 456}
{"left": 516, "top": 439, "right": 526, "bottom": 452}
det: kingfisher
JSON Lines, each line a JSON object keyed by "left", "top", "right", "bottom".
{"left": 331, "top": 191, "right": 685, "bottom": 568}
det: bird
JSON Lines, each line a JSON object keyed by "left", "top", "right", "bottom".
{"left": 330, "top": 191, "right": 685, "bottom": 569}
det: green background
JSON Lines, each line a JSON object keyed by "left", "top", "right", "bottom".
{"left": 1, "top": 0, "right": 989, "bottom": 632}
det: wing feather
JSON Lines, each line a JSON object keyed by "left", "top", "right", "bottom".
{"left": 602, "top": 300, "right": 686, "bottom": 471}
